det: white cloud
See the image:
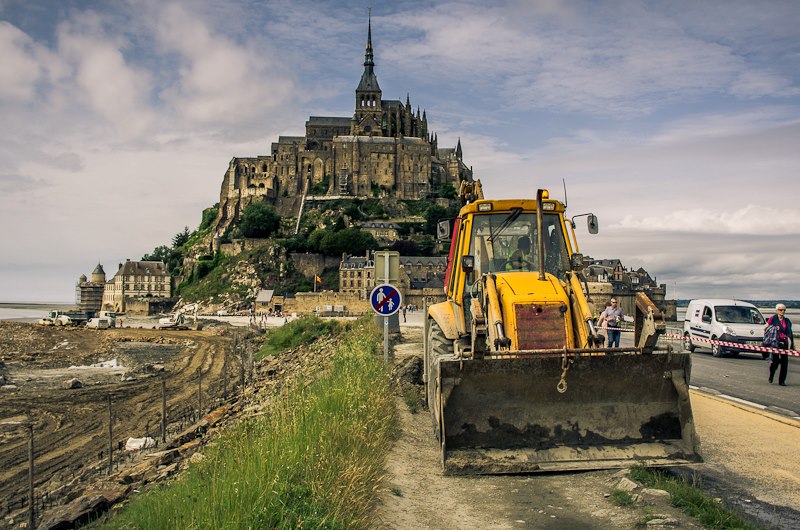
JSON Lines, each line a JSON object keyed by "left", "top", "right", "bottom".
{"left": 0, "top": 21, "right": 42, "bottom": 101}
{"left": 56, "top": 17, "right": 156, "bottom": 137}
{"left": 152, "top": 2, "right": 297, "bottom": 127}
{"left": 616, "top": 205, "right": 800, "bottom": 235}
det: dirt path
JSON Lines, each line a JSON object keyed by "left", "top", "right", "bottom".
{"left": 376, "top": 317, "right": 800, "bottom": 529}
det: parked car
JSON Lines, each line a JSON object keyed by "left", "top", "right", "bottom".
{"left": 683, "top": 299, "right": 767, "bottom": 358}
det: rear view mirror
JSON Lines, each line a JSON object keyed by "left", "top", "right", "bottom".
{"left": 437, "top": 219, "right": 451, "bottom": 240}
{"left": 587, "top": 214, "right": 599, "bottom": 234}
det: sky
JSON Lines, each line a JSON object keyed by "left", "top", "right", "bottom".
{"left": 1, "top": 0, "right": 799, "bottom": 303}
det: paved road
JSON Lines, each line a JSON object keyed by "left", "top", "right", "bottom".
{"left": 688, "top": 347, "right": 799, "bottom": 415}
{"left": 616, "top": 328, "right": 800, "bottom": 417}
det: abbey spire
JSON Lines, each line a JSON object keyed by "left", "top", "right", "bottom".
{"left": 356, "top": 10, "right": 382, "bottom": 122}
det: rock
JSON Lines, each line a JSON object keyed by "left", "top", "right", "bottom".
{"left": 146, "top": 448, "right": 180, "bottom": 466}
{"left": 646, "top": 517, "right": 680, "bottom": 527}
{"left": 63, "top": 378, "right": 83, "bottom": 389}
{"left": 615, "top": 477, "right": 639, "bottom": 492}
{"left": 0, "top": 384, "right": 19, "bottom": 392}
{"left": 641, "top": 488, "right": 671, "bottom": 500}
{"left": 37, "top": 484, "right": 129, "bottom": 530}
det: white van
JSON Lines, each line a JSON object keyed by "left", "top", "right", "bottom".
{"left": 86, "top": 317, "right": 111, "bottom": 330}
{"left": 683, "top": 299, "right": 767, "bottom": 358}
{"left": 99, "top": 311, "right": 117, "bottom": 326}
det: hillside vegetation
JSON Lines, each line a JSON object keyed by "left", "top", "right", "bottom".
{"left": 142, "top": 196, "right": 459, "bottom": 309}
{"left": 98, "top": 317, "right": 397, "bottom": 529}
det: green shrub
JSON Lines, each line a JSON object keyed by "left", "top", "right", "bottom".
{"left": 257, "top": 316, "right": 341, "bottom": 359}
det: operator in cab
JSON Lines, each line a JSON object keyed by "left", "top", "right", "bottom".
{"left": 505, "top": 236, "right": 532, "bottom": 271}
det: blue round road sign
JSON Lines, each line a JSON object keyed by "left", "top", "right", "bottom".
{"left": 370, "top": 283, "right": 402, "bottom": 316}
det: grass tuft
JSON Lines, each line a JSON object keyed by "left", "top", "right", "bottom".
{"left": 609, "top": 489, "right": 635, "bottom": 507}
{"left": 630, "top": 466, "right": 757, "bottom": 529}
{"left": 402, "top": 387, "right": 421, "bottom": 414}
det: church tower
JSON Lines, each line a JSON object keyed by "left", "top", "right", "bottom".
{"left": 352, "top": 12, "right": 382, "bottom": 136}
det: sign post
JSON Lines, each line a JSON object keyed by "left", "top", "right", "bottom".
{"left": 370, "top": 283, "right": 402, "bottom": 363}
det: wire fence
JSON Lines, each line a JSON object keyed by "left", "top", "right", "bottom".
{"left": 1, "top": 336, "right": 256, "bottom": 526}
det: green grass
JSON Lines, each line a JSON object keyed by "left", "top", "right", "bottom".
{"left": 630, "top": 466, "right": 757, "bottom": 530}
{"left": 609, "top": 489, "right": 635, "bottom": 507}
{"left": 402, "top": 387, "right": 421, "bottom": 414}
{"left": 257, "top": 316, "right": 342, "bottom": 359}
{"left": 98, "top": 319, "right": 396, "bottom": 529}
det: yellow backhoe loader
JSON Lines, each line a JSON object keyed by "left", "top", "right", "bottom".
{"left": 424, "top": 189, "right": 700, "bottom": 474}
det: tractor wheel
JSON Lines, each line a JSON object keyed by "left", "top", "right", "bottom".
{"left": 427, "top": 319, "right": 453, "bottom": 442}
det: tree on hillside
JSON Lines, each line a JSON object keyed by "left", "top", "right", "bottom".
{"left": 424, "top": 205, "right": 448, "bottom": 235}
{"left": 319, "top": 228, "right": 377, "bottom": 256}
{"left": 173, "top": 226, "right": 191, "bottom": 248}
{"left": 238, "top": 202, "right": 281, "bottom": 238}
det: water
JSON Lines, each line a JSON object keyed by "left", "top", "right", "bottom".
{"left": 0, "top": 303, "right": 74, "bottom": 322}
{"left": 0, "top": 307, "right": 48, "bottom": 322}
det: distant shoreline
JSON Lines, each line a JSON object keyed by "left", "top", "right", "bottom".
{"left": 0, "top": 302, "right": 74, "bottom": 310}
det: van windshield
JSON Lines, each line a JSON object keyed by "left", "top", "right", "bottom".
{"left": 714, "top": 305, "right": 765, "bottom": 324}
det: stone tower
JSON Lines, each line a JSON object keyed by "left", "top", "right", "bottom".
{"left": 352, "top": 12, "right": 382, "bottom": 136}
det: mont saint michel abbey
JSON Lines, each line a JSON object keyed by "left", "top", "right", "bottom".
{"left": 215, "top": 18, "right": 474, "bottom": 233}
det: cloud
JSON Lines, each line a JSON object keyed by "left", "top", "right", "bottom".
{"left": 380, "top": 1, "right": 799, "bottom": 116}
{"left": 151, "top": 2, "right": 297, "bottom": 128}
{"left": 616, "top": 206, "right": 800, "bottom": 235}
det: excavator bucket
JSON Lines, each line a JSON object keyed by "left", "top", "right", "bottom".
{"left": 434, "top": 351, "right": 700, "bottom": 474}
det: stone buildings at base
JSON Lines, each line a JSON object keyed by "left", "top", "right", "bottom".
{"left": 77, "top": 260, "right": 174, "bottom": 315}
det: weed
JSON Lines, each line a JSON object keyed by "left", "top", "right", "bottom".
{"left": 630, "top": 466, "right": 757, "bottom": 529}
{"left": 390, "top": 486, "right": 403, "bottom": 497}
{"left": 402, "top": 386, "right": 420, "bottom": 414}
{"left": 610, "top": 489, "right": 636, "bottom": 507}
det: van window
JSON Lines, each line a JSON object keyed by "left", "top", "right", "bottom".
{"left": 702, "top": 306, "right": 712, "bottom": 323}
{"left": 714, "top": 305, "right": 765, "bottom": 324}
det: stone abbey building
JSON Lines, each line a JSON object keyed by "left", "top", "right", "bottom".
{"left": 215, "top": 17, "right": 474, "bottom": 234}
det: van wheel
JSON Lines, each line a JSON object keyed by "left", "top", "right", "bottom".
{"left": 683, "top": 333, "right": 695, "bottom": 352}
{"left": 711, "top": 338, "right": 722, "bottom": 357}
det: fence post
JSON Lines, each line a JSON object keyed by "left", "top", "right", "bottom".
{"left": 161, "top": 376, "right": 167, "bottom": 443}
{"left": 27, "top": 423, "right": 34, "bottom": 530}
{"left": 107, "top": 394, "right": 113, "bottom": 475}
{"left": 197, "top": 367, "right": 203, "bottom": 416}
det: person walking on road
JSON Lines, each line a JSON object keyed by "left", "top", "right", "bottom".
{"left": 598, "top": 298, "right": 624, "bottom": 348}
{"left": 766, "top": 303, "right": 794, "bottom": 386}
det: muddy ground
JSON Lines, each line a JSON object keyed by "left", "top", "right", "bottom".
{"left": 0, "top": 320, "right": 239, "bottom": 515}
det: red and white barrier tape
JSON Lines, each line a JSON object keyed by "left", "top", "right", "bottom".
{"left": 661, "top": 333, "right": 799, "bottom": 357}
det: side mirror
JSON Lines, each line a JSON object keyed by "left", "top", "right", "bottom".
{"left": 570, "top": 253, "right": 584, "bottom": 270}
{"left": 437, "top": 219, "right": 451, "bottom": 241}
{"left": 587, "top": 214, "right": 599, "bottom": 234}
{"left": 461, "top": 255, "right": 475, "bottom": 273}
